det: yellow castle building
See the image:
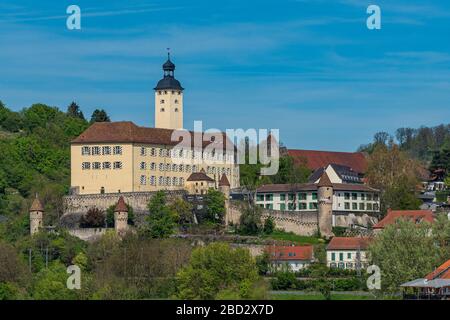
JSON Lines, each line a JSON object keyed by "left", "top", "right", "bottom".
{"left": 70, "top": 54, "right": 240, "bottom": 195}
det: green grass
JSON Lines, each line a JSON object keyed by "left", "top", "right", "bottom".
{"left": 263, "top": 230, "right": 323, "bottom": 244}
{"left": 271, "top": 293, "right": 375, "bottom": 300}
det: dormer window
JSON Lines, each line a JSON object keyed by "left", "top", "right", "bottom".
{"left": 171, "top": 90, "right": 175, "bottom": 94}
{"left": 158, "top": 91, "right": 162, "bottom": 95}
{"left": 164, "top": 91, "right": 167, "bottom": 94}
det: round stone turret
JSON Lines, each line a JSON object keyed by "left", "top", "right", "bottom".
{"left": 30, "top": 196, "right": 44, "bottom": 235}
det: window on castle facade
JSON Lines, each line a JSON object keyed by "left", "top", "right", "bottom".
{"left": 82, "top": 146, "right": 91, "bottom": 156}
{"left": 92, "top": 146, "right": 100, "bottom": 155}
{"left": 367, "top": 203, "right": 373, "bottom": 211}
{"left": 113, "top": 161, "right": 123, "bottom": 169}
{"left": 359, "top": 203, "right": 365, "bottom": 210}
{"left": 352, "top": 203, "right": 358, "bottom": 210}
{"left": 102, "top": 162, "right": 111, "bottom": 170}
{"left": 158, "top": 176, "right": 164, "bottom": 185}
{"left": 166, "top": 164, "right": 171, "bottom": 172}
{"left": 352, "top": 193, "right": 358, "bottom": 200}
{"left": 344, "top": 202, "right": 350, "bottom": 210}
{"left": 159, "top": 163, "right": 164, "bottom": 171}
{"left": 366, "top": 193, "right": 373, "bottom": 201}
{"left": 186, "top": 165, "right": 191, "bottom": 172}
{"left": 179, "top": 177, "right": 184, "bottom": 186}
{"left": 93, "top": 162, "right": 101, "bottom": 170}
{"left": 160, "top": 99, "right": 165, "bottom": 104}
{"left": 173, "top": 177, "right": 178, "bottom": 185}
{"left": 150, "top": 162, "right": 156, "bottom": 170}
{"left": 150, "top": 176, "right": 156, "bottom": 185}
{"left": 140, "top": 175, "right": 146, "bottom": 185}
{"left": 172, "top": 164, "right": 177, "bottom": 172}
{"left": 82, "top": 162, "right": 91, "bottom": 170}
{"left": 140, "top": 162, "right": 146, "bottom": 170}
{"left": 179, "top": 164, "right": 184, "bottom": 172}
{"left": 166, "top": 177, "right": 171, "bottom": 186}
{"left": 102, "top": 146, "right": 110, "bottom": 155}
{"left": 150, "top": 148, "right": 156, "bottom": 156}
{"left": 113, "top": 146, "right": 122, "bottom": 155}
{"left": 140, "top": 147, "right": 146, "bottom": 156}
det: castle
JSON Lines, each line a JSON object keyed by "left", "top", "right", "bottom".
{"left": 70, "top": 53, "right": 240, "bottom": 196}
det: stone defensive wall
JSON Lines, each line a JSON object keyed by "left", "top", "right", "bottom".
{"left": 62, "top": 190, "right": 186, "bottom": 227}
{"left": 227, "top": 201, "right": 319, "bottom": 236}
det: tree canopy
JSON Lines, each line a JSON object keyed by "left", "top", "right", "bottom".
{"left": 176, "top": 242, "right": 265, "bottom": 299}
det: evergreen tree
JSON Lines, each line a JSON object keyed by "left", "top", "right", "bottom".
{"left": 90, "top": 109, "right": 110, "bottom": 123}
{"left": 66, "top": 102, "right": 85, "bottom": 120}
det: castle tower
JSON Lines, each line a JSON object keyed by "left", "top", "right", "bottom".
{"left": 30, "top": 195, "right": 44, "bottom": 235}
{"left": 154, "top": 52, "right": 184, "bottom": 129}
{"left": 218, "top": 174, "right": 231, "bottom": 200}
{"left": 114, "top": 196, "right": 129, "bottom": 236}
{"left": 317, "top": 172, "right": 334, "bottom": 238}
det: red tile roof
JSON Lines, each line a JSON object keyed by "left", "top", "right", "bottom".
{"left": 267, "top": 245, "right": 314, "bottom": 261}
{"left": 317, "top": 172, "right": 333, "bottom": 188}
{"left": 373, "top": 210, "right": 434, "bottom": 229}
{"left": 72, "top": 121, "right": 235, "bottom": 151}
{"left": 425, "top": 260, "right": 450, "bottom": 280}
{"left": 114, "top": 196, "right": 128, "bottom": 212}
{"left": 288, "top": 149, "right": 367, "bottom": 173}
{"left": 186, "top": 169, "right": 215, "bottom": 182}
{"left": 327, "top": 237, "right": 371, "bottom": 250}
{"left": 219, "top": 174, "right": 230, "bottom": 187}
{"left": 30, "top": 197, "right": 44, "bottom": 212}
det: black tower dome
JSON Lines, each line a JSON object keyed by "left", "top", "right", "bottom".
{"left": 154, "top": 52, "right": 184, "bottom": 91}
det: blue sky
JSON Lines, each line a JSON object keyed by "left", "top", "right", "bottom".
{"left": 1, "top": 0, "right": 450, "bottom": 151}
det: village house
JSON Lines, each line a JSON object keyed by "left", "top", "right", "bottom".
{"left": 401, "top": 259, "right": 450, "bottom": 300}
{"left": 326, "top": 237, "right": 371, "bottom": 270}
{"left": 372, "top": 209, "right": 434, "bottom": 233}
{"left": 266, "top": 245, "right": 314, "bottom": 272}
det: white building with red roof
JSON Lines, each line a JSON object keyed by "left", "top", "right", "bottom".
{"left": 267, "top": 245, "right": 315, "bottom": 272}
{"left": 326, "top": 237, "right": 371, "bottom": 270}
